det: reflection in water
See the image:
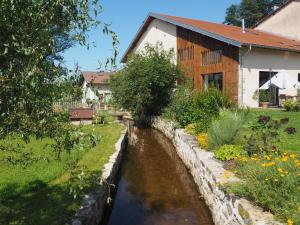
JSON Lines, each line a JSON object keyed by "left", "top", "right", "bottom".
{"left": 103, "top": 128, "right": 214, "bottom": 225}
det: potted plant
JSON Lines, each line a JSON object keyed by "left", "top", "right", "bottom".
{"left": 253, "top": 90, "right": 270, "bottom": 108}
{"left": 259, "top": 90, "right": 270, "bottom": 109}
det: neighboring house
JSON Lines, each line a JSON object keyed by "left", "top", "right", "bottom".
{"left": 82, "top": 71, "right": 114, "bottom": 104}
{"left": 122, "top": 12, "right": 300, "bottom": 108}
{"left": 253, "top": 0, "right": 300, "bottom": 42}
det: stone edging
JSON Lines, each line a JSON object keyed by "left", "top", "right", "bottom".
{"left": 150, "top": 117, "right": 282, "bottom": 225}
{"left": 70, "top": 127, "right": 128, "bottom": 225}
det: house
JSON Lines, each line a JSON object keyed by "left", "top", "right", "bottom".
{"left": 122, "top": 10, "right": 300, "bottom": 108}
{"left": 82, "top": 71, "right": 114, "bottom": 104}
{"left": 253, "top": 0, "right": 300, "bottom": 42}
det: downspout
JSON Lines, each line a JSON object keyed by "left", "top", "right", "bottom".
{"left": 239, "top": 44, "right": 252, "bottom": 108}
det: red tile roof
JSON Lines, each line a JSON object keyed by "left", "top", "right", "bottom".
{"left": 122, "top": 13, "right": 300, "bottom": 61}
{"left": 82, "top": 71, "right": 114, "bottom": 85}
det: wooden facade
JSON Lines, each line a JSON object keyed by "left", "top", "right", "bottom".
{"left": 177, "top": 27, "right": 239, "bottom": 101}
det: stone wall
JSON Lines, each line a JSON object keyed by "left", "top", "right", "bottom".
{"left": 70, "top": 128, "right": 128, "bottom": 225}
{"left": 150, "top": 117, "right": 282, "bottom": 225}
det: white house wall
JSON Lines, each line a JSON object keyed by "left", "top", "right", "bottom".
{"left": 239, "top": 47, "right": 300, "bottom": 107}
{"left": 255, "top": 0, "right": 300, "bottom": 41}
{"left": 132, "top": 19, "right": 177, "bottom": 63}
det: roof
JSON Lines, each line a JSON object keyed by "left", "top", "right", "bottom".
{"left": 252, "top": 0, "right": 295, "bottom": 28}
{"left": 82, "top": 71, "right": 114, "bottom": 85}
{"left": 122, "top": 12, "right": 300, "bottom": 62}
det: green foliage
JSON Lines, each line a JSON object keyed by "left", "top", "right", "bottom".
{"left": 194, "top": 89, "right": 234, "bottom": 133}
{"left": 244, "top": 115, "right": 296, "bottom": 155}
{"left": 164, "top": 83, "right": 233, "bottom": 133}
{"left": 93, "top": 110, "right": 111, "bottom": 125}
{"left": 208, "top": 109, "right": 248, "bottom": 150}
{"left": 228, "top": 154, "right": 300, "bottom": 224}
{"left": 0, "top": 0, "right": 118, "bottom": 142}
{"left": 215, "top": 145, "right": 246, "bottom": 161}
{"left": 224, "top": 0, "right": 288, "bottom": 27}
{"left": 184, "top": 123, "right": 197, "bottom": 135}
{"left": 163, "top": 80, "right": 197, "bottom": 127}
{"left": 111, "top": 43, "right": 181, "bottom": 122}
{"left": 283, "top": 100, "right": 299, "bottom": 112}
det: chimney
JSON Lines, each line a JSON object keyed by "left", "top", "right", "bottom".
{"left": 242, "top": 19, "right": 246, "bottom": 33}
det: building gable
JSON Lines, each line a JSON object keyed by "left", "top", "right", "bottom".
{"left": 254, "top": 0, "right": 300, "bottom": 41}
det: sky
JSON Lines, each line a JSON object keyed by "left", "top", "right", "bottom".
{"left": 62, "top": 0, "right": 240, "bottom": 72}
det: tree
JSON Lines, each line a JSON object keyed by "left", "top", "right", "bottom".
{"left": 224, "top": 5, "right": 242, "bottom": 27}
{"left": 0, "top": 0, "right": 118, "bottom": 140}
{"left": 110, "top": 44, "right": 182, "bottom": 122}
{"left": 224, "top": 0, "right": 288, "bottom": 27}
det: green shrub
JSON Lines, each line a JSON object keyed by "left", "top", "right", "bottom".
{"left": 283, "top": 100, "right": 299, "bottom": 112}
{"left": 110, "top": 43, "right": 182, "bottom": 123}
{"left": 215, "top": 145, "right": 246, "bottom": 161}
{"left": 163, "top": 80, "right": 198, "bottom": 127}
{"left": 228, "top": 153, "right": 300, "bottom": 224}
{"left": 92, "top": 110, "right": 111, "bottom": 125}
{"left": 194, "top": 89, "right": 234, "bottom": 133}
{"left": 184, "top": 123, "right": 197, "bottom": 135}
{"left": 207, "top": 109, "right": 247, "bottom": 150}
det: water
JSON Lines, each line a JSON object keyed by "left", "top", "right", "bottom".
{"left": 103, "top": 128, "right": 214, "bottom": 225}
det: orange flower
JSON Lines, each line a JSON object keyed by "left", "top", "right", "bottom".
{"left": 287, "top": 219, "right": 293, "bottom": 225}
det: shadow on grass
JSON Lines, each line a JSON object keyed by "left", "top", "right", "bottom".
{"left": 0, "top": 180, "right": 78, "bottom": 225}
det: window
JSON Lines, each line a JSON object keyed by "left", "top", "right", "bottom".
{"left": 298, "top": 73, "right": 300, "bottom": 82}
{"left": 201, "top": 49, "right": 222, "bottom": 66}
{"left": 178, "top": 46, "right": 194, "bottom": 61}
{"left": 259, "top": 71, "right": 278, "bottom": 87}
{"left": 202, "top": 73, "right": 223, "bottom": 90}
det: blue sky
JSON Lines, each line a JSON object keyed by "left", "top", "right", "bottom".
{"left": 62, "top": 0, "right": 240, "bottom": 72}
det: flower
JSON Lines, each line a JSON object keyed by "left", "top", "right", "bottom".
{"left": 262, "top": 162, "right": 276, "bottom": 167}
{"left": 287, "top": 219, "right": 293, "bottom": 225}
{"left": 285, "top": 127, "right": 296, "bottom": 135}
{"left": 197, "top": 133, "right": 208, "bottom": 149}
{"left": 281, "top": 156, "right": 289, "bottom": 162}
{"left": 277, "top": 168, "right": 284, "bottom": 173}
{"left": 290, "top": 154, "right": 297, "bottom": 159}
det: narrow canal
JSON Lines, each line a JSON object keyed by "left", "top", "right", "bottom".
{"left": 103, "top": 128, "right": 214, "bottom": 225}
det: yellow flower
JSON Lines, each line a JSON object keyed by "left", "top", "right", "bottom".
{"left": 262, "top": 162, "right": 276, "bottom": 167}
{"left": 277, "top": 168, "right": 284, "bottom": 173}
{"left": 287, "top": 219, "right": 293, "bottom": 225}
{"left": 290, "top": 154, "right": 296, "bottom": 159}
{"left": 197, "top": 133, "right": 208, "bottom": 149}
{"left": 298, "top": 206, "right": 300, "bottom": 212}
{"left": 281, "top": 156, "right": 289, "bottom": 162}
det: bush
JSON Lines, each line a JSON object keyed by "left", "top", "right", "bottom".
{"left": 197, "top": 133, "right": 208, "bottom": 149}
{"left": 207, "top": 109, "right": 248, "bottom": 150}
{"left": 110, "top": 43, "right": 182, "bottom": 123}
{"left": 92, "top": 110, "right": 111, "bottom": 125}
{"left": 215, "top": 145, "right": 246, "bottom": 161}
{"left": 283, "top": 100, "right": 299, "bottom": 112}
{"left": 163, "top": 80, "right": 197, "bottom": 127}
{"left": 244, "top": 115, "right": 295, "bottom": 156}
{"left": 184, "top": 123, "right": 197, "bottom": 135}
{"left": 228, "top": 153, "right": 300, "bottom": 224}
{"left": 194, "top": 89, "right": 234, "bottom": 133}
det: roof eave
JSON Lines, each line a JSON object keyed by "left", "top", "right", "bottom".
{"left": 241, "top": 43, "right": 300, "bottom": 53}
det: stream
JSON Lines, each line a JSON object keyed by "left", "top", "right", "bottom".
{"left": 103, "top": 127, "right": 214, "bottom": 225}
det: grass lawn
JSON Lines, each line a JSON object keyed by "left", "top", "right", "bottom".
{"left": 0, "top": 121, "right": 123, "bottom": 225}
{"left": 248, "top": 109, "right": 300, "bottom": 153}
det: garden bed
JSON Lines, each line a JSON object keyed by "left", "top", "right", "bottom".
{"left": 0, "top": 122, "right": 123, "bottom": 225}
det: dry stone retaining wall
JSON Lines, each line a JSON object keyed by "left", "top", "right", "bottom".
{"left": 150, "top": 117, "right": 282, "bottom": 225}
{"left": 70, "top": 128, "right": 128, "bottom": 225}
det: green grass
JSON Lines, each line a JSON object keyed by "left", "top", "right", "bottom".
{"left": 247, "top": 109, "right": 300, "bottom": 153}
{"left": 0, "top": 122, "right": 123, "bottom": 225}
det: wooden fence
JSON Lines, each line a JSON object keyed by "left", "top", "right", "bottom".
{"left": 53, "top": 101, "right": 101, "bottom": 114}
